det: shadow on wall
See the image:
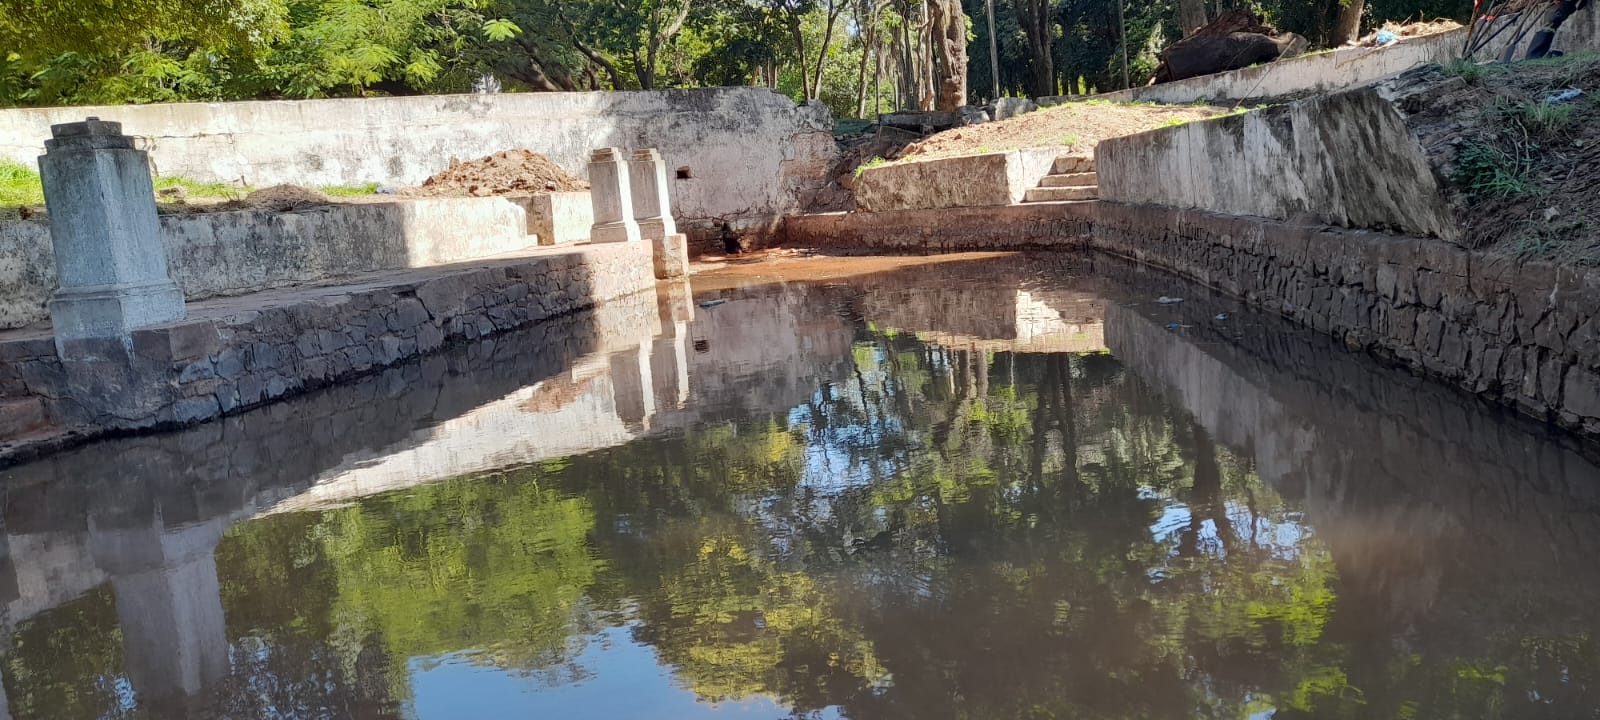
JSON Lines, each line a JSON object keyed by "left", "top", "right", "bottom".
{"left": 0, "top": 197, "right": 537, "bottom": 331}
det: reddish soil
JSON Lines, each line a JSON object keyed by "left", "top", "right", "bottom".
{"left": 406, "top": 149, "right": 589, "bottom": 198}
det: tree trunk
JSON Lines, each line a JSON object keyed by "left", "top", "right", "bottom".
{"left": 1331, "top": 0, "right": 1365, "bottom": 45}
{"left": 855, "top": 0, "right": 879, "bottom": 117}
{"left": 1178, "top": 0, "right": 1208, "bottom": 36}
{"left": 811, "top": 0, "right": 844, "bottom": 101}
{"left": 1014, "top": 0, "right": 1054, "bottom": 98}
{"left": 928, "top": 0, "right": 968, "bottom": 111}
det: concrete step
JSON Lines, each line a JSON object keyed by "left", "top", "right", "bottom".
{"left": 1024, "top": 186, "right": 1098, "bottom": 202}
{"left": 1051, "top": 156, "right": 1094, "bottom": 174}
{"left": 1039, "top": 172, "right": 1097, "bottom": 188}
{"left": 0, "top": 397, "right": 47, "bottom": 438}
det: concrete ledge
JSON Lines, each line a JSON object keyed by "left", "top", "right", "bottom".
{"left": 0, "top": 196, "right": 537, "bottom": 330}
{"left": 853, "top": 148, "right": 1060, "bottom": 212}
{"left": 785, "top": 204, "right": 1094, "bottom": 251}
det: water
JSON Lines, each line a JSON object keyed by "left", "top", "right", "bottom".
{"left": 2, "top": 253, "right": 1598, "bottom": 720}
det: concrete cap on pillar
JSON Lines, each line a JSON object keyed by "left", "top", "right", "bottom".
{"left": 46, "top": 117, "right": 134, "bottom": 151}
{"left": 591, "top": 147, "right": 624, "bottom": 162}
{"left": 631, "top": 148, "right": 662, "bottom": 162}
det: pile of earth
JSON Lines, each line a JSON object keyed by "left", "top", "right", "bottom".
{"left": 406, "top": 149, "right": 589, "bottom": 197}
{"left": 156, "top": 184, "right": 336, "bottom": 214}
{"left": 1387, "top": 55, "right": 1600, "bottom": 262}
{"left": 898, "top": 101, "right": 1226, "bottom": 162}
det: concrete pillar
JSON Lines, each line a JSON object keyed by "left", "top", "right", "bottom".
{"left": 587, "top": 148, "right": 640, "bottom": 244}
{"left": 627, "top": 149, "right": 676, "bottom": 240}
{"left": 90, "top": 518, "right": 228, "bottom": 703}
{"left": 608, "top": 342, "right": 655, "bottom": 432}
{"left": 38, "top": 118, "right": 185, "bottom": 358}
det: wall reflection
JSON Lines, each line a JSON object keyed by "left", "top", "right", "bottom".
{"left": 0, "top": 254, "right": 1595, "bottom": 719}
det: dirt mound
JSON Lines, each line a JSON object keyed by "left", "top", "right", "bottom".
{"left": 1390, "top": 56, "right": 1600, "bottom": 262}
{"left": 408, "top": 149, "right": 589, "bottom": 198}
{"left": 158, "top": 184, "right": 334, "bottom": 214}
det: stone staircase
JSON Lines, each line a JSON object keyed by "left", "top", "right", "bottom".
{"left": 1022, "top": 155, "right": 1097, "bottom": 203}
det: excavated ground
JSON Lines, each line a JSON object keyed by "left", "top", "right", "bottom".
{"left": 898, "top": 101, "right": 1229, "bottom": 161}
{"left": 1394, "top": 53, "right": 1600, "bottom": 263}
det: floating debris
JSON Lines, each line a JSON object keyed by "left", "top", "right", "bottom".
{"left": 1214, "top": 312, "right": 1229, "bottom": 321}
{"left": 1157, "top": 296, "right": 1184, "bottom": 304}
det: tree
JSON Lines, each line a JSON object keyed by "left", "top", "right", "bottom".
{"left": 1014, "top": 0, "right": 1055, "bottom": 97}
{"left": 1178, "top": 0, "right": 1209, "bottom": 35}
{"left": 928, "top": 0, "right": 969, "bottom": 111}
{"left": 1331, "top": 0, "right": 1366, "bottom": 45}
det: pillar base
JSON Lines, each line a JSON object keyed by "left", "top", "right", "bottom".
{"left": 651, "top": 233, "right": 689, "bottom": 279}
{"left": 51, "top": 280, "right": 187, "bottom": 357}
{"left": 591, "top": 220, "right": 641, "bottom": 244}
{"left": 637, "top": 217, "right": 676, "bottom": 241}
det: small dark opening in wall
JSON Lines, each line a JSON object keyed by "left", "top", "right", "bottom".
{"left": 693, "top": 339, "right": 710, "bottom": 353}
{"left": 676, "top": 167, "right": 693, "bottom": 179}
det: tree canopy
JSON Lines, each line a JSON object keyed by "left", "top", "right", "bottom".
{"left": 2, "top": 0, "right": 1478, "bottom": 114}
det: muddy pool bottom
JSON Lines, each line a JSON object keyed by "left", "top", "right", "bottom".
{"left": 1, "top": 252, "right": 1596, "bottom": 720}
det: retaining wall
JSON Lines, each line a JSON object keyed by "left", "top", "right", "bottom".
{"left": 0, "top": 241, "right": 666, "bottom": 437}
{"left": 0, "top": 88, "right": 838, "bottom": 240}
{"left": 784, "top": 200, "right": 1600, "bottom": 438}
{"left": 0, "top": 197, "right": 537, "bottom": 330}
{"left": 1096, "top": 87, "right": 1459, "bottom": 241}
{"left": 852, "top": 148, "right": 1060, "bottom": 212}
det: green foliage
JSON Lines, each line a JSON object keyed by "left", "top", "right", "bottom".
{"left": 319, "top": 182, "right": 381, "bottom": 196}
{"left": 152, "top": 174, "right": 247, "bottom": 199}
{"left": 1444, "top": 58, "right": 1488, "bottom": 84}
{"left": 1451, "top": 141, "right": 1532, "bottom": 199}
{"left": 854, "top": 156, "right": 888, "bottom": 177}
{"left": 0, "top": 160, "right": 44, "bottom": 206}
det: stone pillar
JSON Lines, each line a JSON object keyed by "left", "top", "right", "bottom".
{"left": 627, "top": 149, "right": 676, "bottom": 240}
{"left": 608, "top": 342, "right": 655, "bottom": 432}
{"left": 90, "top": 518, "right": 228, "bottom": 703}
{"left": 38, "top": 118, "right": 185, "bottom": 358}
{"left": 587, "top": 148, "right": 640, "bottom": 244}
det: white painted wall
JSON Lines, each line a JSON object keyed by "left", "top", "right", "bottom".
{"left": 0, "top": 88, "right": 839, "bottom": 237}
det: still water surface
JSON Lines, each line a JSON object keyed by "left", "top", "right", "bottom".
{"left": 2, "top": 253, "right": 1598, "bottom": 720}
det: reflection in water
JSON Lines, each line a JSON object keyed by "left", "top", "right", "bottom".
{"left": 1, "top": 254, "right": 1598, "bottom": 719}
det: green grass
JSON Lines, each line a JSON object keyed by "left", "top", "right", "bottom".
{"left": 854, "top": 156, "right": 888, "bottom": 178}
{"left": 1444, "top": 59, "right": 1488, "bottom": 84}
{"left": 152, "top": 175, "right": 247, "bottom": 200}
{"left": 0, "top": 160, "right": 253, "bottom": 207}
{"left": 1451, "top": 141, "right": 1533, "bottom": 199}
{"left": 319, "top": 182, "right": 380, "bottom": 197}
{"left": 0, "top": 160, "right": 44, "bottom": 207}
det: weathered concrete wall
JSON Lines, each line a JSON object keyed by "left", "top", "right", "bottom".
{"left": 0, "top": 88, "right": 837, "bottom": 240}
{"left": 785, "top": 204, "right": 1091, "bottom": 251}
{"left": 1097, "top": 87, "right": 1459, "bottom": 240}
{"left": 853, "top": 148, "right": 1059, "bottom": 212}
{"left": 521, "top": 192, "right": 594, "bottom": 245}
{"left": 0, "top": 197, "right": 534, "bottom": 330}
{"left": 1074, "top": 29, "right": 1466, "bottom": 105}
{"left": 0, "top": 240, "right": 661, "bottom": 437}
{"left": 1040, "top": 6, "right": 1596, "bottom": 106}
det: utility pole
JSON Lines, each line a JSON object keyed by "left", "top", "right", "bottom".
{"left": 986, "top": 0, "right": 1000, "bottom": 99}
{"left": 1117, "top": 0, "right": 1130, "bottom": 89}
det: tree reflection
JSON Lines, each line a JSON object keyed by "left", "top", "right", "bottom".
{"left": 4, "top": 320, "right": 1598, "bottom": 719}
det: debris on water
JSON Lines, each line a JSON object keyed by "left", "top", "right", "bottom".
{"left": 698, "top": 298, "right": 729, "bottom": 308}
{"left": 1157, "top": 296, "right": 1184, "bottom": 304}
{"left": 1545, "top": 88, "right": 1583, "bottom": 104}
{"left": 1214, "top": 312, "right": 1229, "bottom": 321}
{"left": 1166, "top": 322, "right": 1193, "bottom": 330}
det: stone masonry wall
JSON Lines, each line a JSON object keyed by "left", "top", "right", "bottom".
{"left": 783, "top": 200, "right": 1600, "bottom": 438}
{"left": 0, "top": 241, "right": 660, "bottom": 437}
